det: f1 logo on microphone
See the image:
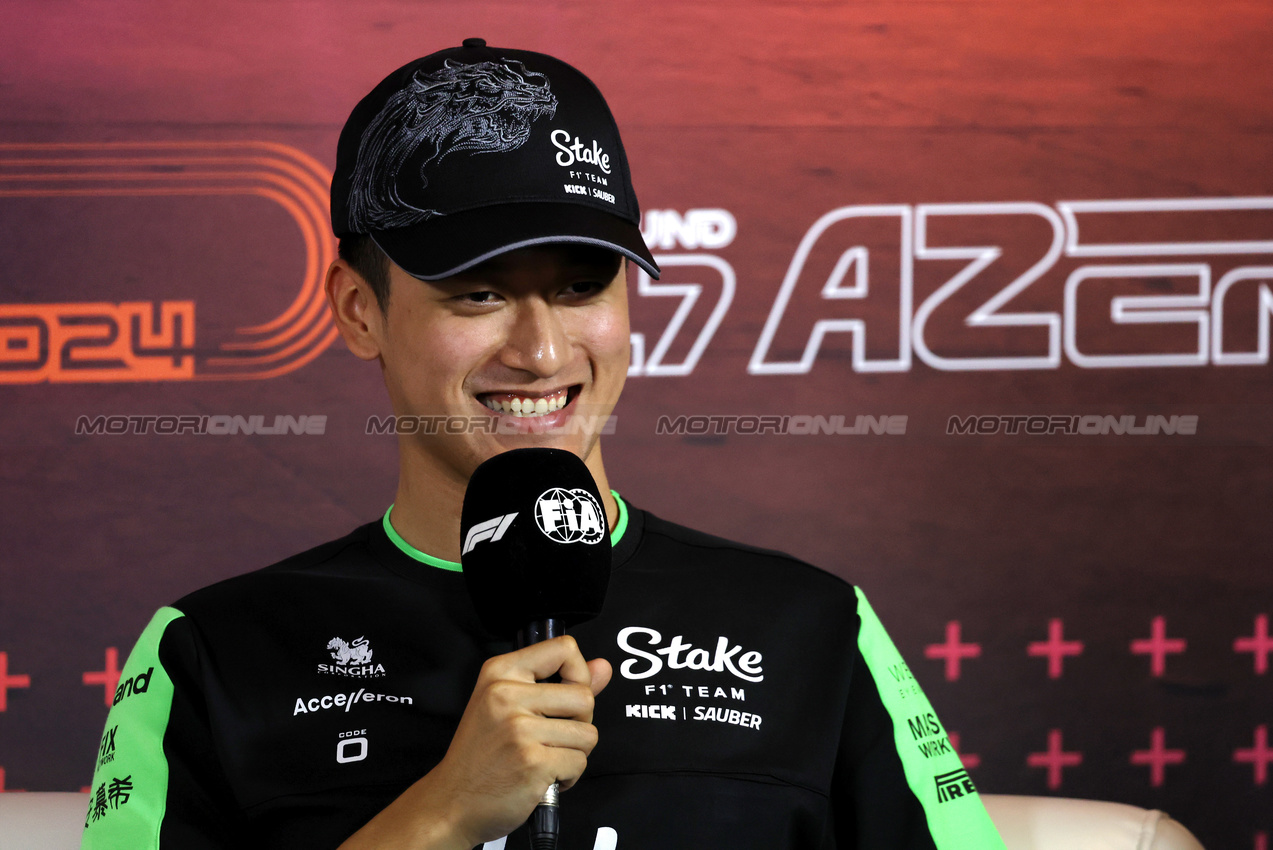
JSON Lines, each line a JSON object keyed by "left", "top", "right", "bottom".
{"left": 462, "top": 513, "right": 518, "bottom": 555}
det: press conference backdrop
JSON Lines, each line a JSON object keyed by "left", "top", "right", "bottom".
{"left": 0, "top": 1, "right": 1269, "bottom": 846}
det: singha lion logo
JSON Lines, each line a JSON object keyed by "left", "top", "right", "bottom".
{"left": 347, "top": 58, "right": 558, "bottom": 230}
{"left": 327, "top": 636, "right": 373, "bottom": 666}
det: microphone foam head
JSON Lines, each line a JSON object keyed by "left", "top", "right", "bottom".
{"left": 460, "top": 448, "right": 611, "bottom": 638}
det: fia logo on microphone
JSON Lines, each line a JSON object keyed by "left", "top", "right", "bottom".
{"left": 535, "top": 488, "right": 605, "bottom": 544}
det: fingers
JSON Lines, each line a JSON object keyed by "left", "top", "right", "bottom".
{"left": 486, "top": 678, "right": 596, "bottom": 722}
{"left": 419, "top": 638, "right": 607, "bottom": 844}
{"left": 555, "top": 748, "right": 590, "bottom": 792}
{"left": 482, "top": 635, "right": 584, "bottom": 683}
{"left": 512, "top": 713, "right": 599, "bottom": 753}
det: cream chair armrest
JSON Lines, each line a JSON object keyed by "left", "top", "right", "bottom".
{"left": 980, "top": 794, "right": 1204, "bottom": 850}
{"left": 0, "top": 792, "right": 89, "bottom": 850}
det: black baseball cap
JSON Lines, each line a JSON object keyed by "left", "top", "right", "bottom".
{"left": 331, "top": 38, "right": 659, "bottom": 280}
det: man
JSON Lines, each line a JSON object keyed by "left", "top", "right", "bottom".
{"left": 82, "top": 40, "right": 1005, "bottom": 849}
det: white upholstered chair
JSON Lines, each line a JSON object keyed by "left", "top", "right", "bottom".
{"left": 0, "top": 791, "right": 1206, "bottom": 849}
{"left": 0, "top": 792, "right": 87, "bottom": 850}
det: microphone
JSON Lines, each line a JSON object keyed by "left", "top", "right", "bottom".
{"left": 460, "top": 448, "right": 612, "bottom": 850}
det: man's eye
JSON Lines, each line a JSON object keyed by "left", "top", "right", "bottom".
{"left": 563, "top": 280, "right": 604, "bottom": 298}
{"left": 459, "top": 291, "right": 500, "bottom": 304}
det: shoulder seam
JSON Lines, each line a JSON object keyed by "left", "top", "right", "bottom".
{"left": 640, "top": 514, "right": 856, "bottom": 587}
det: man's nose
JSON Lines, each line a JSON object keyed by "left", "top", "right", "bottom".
{"left": 501, "top": 299, "right": 568, "bottom": 377}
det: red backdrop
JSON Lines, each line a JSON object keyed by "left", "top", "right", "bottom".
{"left": 1, "top": 2, "right": 1270, "bottom": 847}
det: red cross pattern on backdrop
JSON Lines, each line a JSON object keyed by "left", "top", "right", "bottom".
{"left": 1130, "top": 726, "right": 1186, "bottom": 787}
{"left": 924, "top": 620, "right": 982, "bottom": 681}
{"left": 1235, "top": 614, "right": 1271, "bottom": 674}
{"left": 1026, "top": 618, "right": 1084, "bottom": 678}
{"left": 82, "top": 647, "right": 122, "bottom": 707}
{"left": 919, "top": 615, "right": 1269, "bottom": 676}
{"left": 1130, "top": 616, "right": 1187, "bottom": 676}
{"left": 1027, "top": 728, "right": 1083, "bottom": 789}
{"left": 0, "top": 651, "right": 31, "bottom": 712}
{"left": 1234, "top": 725, "right": 1271, "bottom": 786}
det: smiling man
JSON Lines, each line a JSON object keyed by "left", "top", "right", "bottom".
{"left": 82, "top": 40, "right": 1005, "bottom": 850}
{"left": 332, "top": 244, "right": 632, "bottom": 565}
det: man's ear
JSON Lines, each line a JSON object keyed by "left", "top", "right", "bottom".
{"left": 325, "top": 259, "right": 384, "bottom": 361}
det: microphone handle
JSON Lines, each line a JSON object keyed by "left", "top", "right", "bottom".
{"left": 516, "top": 618, "right": 562, "bottom": 650}
{"left": 517, "top": 618, "right": 563, "bottom": 850}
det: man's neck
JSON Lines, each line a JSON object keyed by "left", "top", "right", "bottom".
{"left": 387, "top": 446, "right": 616, "bottom": 563}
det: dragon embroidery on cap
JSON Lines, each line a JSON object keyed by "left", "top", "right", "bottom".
{"left": 347, "top": 59, "right": 558, "bottom": 231}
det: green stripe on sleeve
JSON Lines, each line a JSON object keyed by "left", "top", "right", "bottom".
{"left": 854, "top": 588, "right": 1006, "bottom": 849}
{"left": 81, "top": 607, "right": 184, "bottom": 849}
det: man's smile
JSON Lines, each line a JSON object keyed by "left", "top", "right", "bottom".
{"left": 476, "top": 386, "right": 579, "bottom": 418}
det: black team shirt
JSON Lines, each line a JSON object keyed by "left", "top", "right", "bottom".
{"left": 83, "top": 497, "right": 1005, "bottom": 849}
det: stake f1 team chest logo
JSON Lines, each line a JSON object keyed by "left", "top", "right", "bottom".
{"left": 318, "top": 636, "right": 386, "bottom": 678}
{"left": 614, "top": 627, "right": 769, "bottom": 731}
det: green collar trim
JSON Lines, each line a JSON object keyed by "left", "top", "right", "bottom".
{"left": 609, "top": 489, "right": 629, "bottom": 545}
{"left": 383, "top": 490, "right": 630, "bottom": 573}
{"left": 382, "top": 507, "right": 462, "bottom": 571}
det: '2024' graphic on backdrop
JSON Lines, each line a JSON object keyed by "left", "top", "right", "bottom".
{"left": 2, "top": 141, "right": 1270, "bottom": 381}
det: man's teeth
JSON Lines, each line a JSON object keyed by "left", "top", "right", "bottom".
{"left": 480, "top": 391, "right": 569, "bottom": 417}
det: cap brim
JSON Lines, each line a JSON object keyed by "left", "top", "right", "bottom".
{"left": 370, "top": 202, "right": 660, "bottom": 281}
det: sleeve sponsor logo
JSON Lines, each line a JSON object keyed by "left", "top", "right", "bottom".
{"left": 112, "top": 667, "right": 152, "bottom": 706}
{"left": 96, "top": 725, "right": 117, "bottom": 769}
{"left": 907, "top": 710, "right": 956, "bottom": 759}
{"left": 85, "top": 775, "right": 133, "bottom": 827}
{"left": 933, "top": 767, "right": 977, "bottom": 803}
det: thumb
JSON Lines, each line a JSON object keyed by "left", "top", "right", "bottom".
{"left": 587, "top": 657, "right": 613, "bottom": 697}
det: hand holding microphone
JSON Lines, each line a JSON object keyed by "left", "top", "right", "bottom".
{"left": 460, "top": 448, "right": 613, "bottom": 850}
{"left": 337, "top": 449, "right": 611, "bottom": 850}
{"left": 434, "top": 636, "right": 610, "bottom": 848}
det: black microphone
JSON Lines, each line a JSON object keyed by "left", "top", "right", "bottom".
{"left": 460, "top": 447, "right": 612, "bottom": 850}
